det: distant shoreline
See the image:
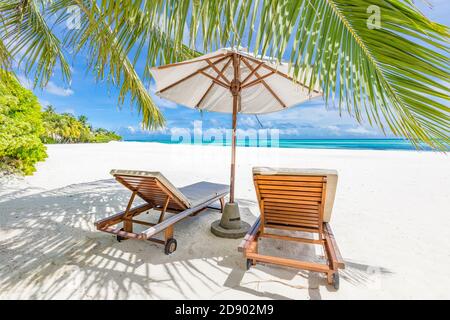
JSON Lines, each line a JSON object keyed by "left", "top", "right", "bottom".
{"left": 1, "top": 141, "right": 449, "bottom": 299}
{"left": 121, "top": 138, "right": 437, "bottom": 151}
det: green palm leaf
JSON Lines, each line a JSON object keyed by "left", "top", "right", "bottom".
{"left": 0, "top": 0, "right": 71, "bottom": 87}
{"left": 99, "top": 0, "right": 448, "bottom": 149}
{"left": 1, "top": 1, "right": 448, "bottom": 149}
{"left": 0, "top": 38, "right": 9, "bottom": 68}
{"left": 55, "top": 0, "right": 166, "bottom": 129}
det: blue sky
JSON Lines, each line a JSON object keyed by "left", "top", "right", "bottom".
{"left": 17, "top": 1, "right": 449, "bottom": 140}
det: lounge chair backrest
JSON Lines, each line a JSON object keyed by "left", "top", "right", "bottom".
{"left": 253, "top": 167, "right": 338, "bottom": 230}
{"left": 110, "top": 169, "right": 191, "bottom": 210}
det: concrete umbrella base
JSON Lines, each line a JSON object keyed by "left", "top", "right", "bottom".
{"left": 210, "top": 202, "right": 251, "bottom": 239}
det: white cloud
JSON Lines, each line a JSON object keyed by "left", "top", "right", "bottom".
{"left": 255, "top": 102, "right": 388, "bottom": 137}
{"left": 279, "top": 128, "right": 301, "bottom": 136}
{"left": 149, "top": 82, "right": 178, "bottom": 109}
{"left": 208, "top": 118, "right": 221, "bottom": 126}
{"left": 326, "top": 125, "right": 340, "bottom": 132}
{"left": 170, "top": 127, "right": 191, "bottom": 137}
{"left": 62, "top": 108, "right": 75, "bottom": 115}
{"left": 119, "top": 125, "right": 170, "bottom": 136}
{"left": 39, "top": 99, "right": 51, "bottom": 107}
{"left": 15, "top": 75, "right": 74, "bottom": 97}
{"left": 45, "top": 81, "right": 74, "bottom": 96}
{"left": 239, "top": 116, "right": 258, "bottom": 127}
{"left": 155, "top": 96, "right": 178, "bottom": 109}
{"left": 346, "top": 126, "right": 376, "bottom": 135}
{"left": 17, "top": 75, "right": 33, "bottom": 90}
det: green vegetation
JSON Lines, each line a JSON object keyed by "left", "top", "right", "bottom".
{"left": 0, "top": 71, "right": 47, "bottom": 175}
{"left": 0, "top": 72, "right": 121, "bottom": 175}
{"left": 0, "top": 1, "right": 448, "bottom": 149}
{"left": 40, "top": 106, "right": 121, "bottom": 144}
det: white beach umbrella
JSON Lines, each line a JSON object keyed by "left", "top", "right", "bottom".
{"left": 151, "top": 48, "right": 321, "bottom": 237}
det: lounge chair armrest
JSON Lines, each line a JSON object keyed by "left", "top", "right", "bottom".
{"left": 95, "top": 203, "right": 154, "bottom": 229}
{"left": 140, "top": 192, "right": 228, "bottom": 239}
{"left": 323, "top": 222, "right": 345, "bottom": 269}
{"left": 238, "top": 217, "right": 261, "bottom": 253}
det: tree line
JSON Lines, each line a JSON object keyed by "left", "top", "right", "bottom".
{"left": 40, "top": 106, "right": 121, "bottom": 144}
{"left": 0, "top": 71, "right": 121, "bottom": 175}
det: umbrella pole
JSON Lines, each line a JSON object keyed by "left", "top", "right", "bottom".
{"left": 229, "top": 52, "right": 240, "bottom": 203}
{"left": 229, "top": 87, "right": 238, "bottom": 203}
{"left": 211, "top": 53, "right": 250, "bottom": 238}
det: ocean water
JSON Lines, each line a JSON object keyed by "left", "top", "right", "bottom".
{"left": 124, "top": 138, "right": 436, "bottom": 151}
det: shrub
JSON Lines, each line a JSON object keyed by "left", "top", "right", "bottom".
{"left": 0, "top": 71, "right": 47, "bottom": 175}
{"left": 91, "top": 128, "right": 122, "bottom": 143}
{"left": 40, "top": 107, "right": 121, "bottom": 144}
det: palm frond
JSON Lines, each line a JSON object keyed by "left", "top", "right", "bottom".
{"left": 2, "top": 0, "right": 448, "bottom": 146}
{"left": 95, "top": 0, "right": 449, "bottom": 149}
{"left": 46, "top": 0, "right": 202, "bottom": 129}
{"left": 0, "top": 0, "right": 71, "bottom": 87}
{"left": 64, "top": 0, "right": 166, "bottom": 129}
{"left": 0, "top": 38, "right": 10, "bottom": 68}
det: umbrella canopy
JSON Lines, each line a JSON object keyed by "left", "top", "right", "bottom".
{"left": 151, "top": 48, "right": 321, "bottom": 204}
{"left": 151, "top": 48, "right": 321, "bottom": 114}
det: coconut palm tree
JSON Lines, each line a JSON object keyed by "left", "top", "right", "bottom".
{"left": 0, "top": 0, "right": 448, "bottom": 149}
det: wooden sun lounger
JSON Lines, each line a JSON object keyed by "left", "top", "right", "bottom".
{"left": 95, "top": 170, "right": 229, "bottom": 254}
{"left": 239, "top": 167, "right": 345, "bottom": 289}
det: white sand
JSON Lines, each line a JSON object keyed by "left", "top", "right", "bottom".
{"left": 0, "top": 141, "right": 449, "bottom": 299}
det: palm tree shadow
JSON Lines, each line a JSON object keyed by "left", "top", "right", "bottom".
{"left": 217, "top": 206, "right": 394, "bottom": 299}
{"left": 0, "top": 179, "right": 171, "bottom": 299}
{"left": 0, "top": 179, "right": 294, "bottom": 299}
{"left": 0, "top": 179, "right": 393, "bottom": 299}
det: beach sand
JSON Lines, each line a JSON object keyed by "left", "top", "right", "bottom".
{"left": 0, "top": 141, "right": 449, "bottom": 299}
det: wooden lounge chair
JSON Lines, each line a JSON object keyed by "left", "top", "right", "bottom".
{"left": 239, "top": 167, "right": 345, "bottom": 289}
{"left": 95, "top": 169, "right": 229, "bottom": 254}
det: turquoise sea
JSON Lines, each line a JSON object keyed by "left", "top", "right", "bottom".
{"left": 124, "top": 138, "right": 437, "bottom": 151}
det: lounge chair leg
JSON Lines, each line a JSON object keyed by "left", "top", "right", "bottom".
{"left": 164, "top": 226, "right": 176, "bottom": 254}
{"left": 158, "top": 211, "right": 166, "bottom": 223}
{"left": 123, "top": 221, "right": 133, "bottom": 233}
{"left": 158, "top": 196, "right": 171, "bottom": 223}
{"left": 123, "top": 191, "right": 137, "bottom": 233}
{"left": 164, "top": 238, "right": 177, "bottom": 255}
{"left": 219, "top": 197, "right": 225, "bottom": 213}
{"left": 332, "top": 272, "right": 340, "bottom": 290}
{"left": 327, "top": 272, "right": 333, "bottom": 285}
{"left": 327, "top": 271, "right": 340, "bottom": 289}
{"left": 116, "top": 228, "right": 126, "bottom": 242}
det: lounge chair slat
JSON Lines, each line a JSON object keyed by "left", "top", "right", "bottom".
{"left": 265, "top": 212, "right": 319, "bottom": 221}
{"left": 95, "top": 169, "right": 229, "bottom": 253}
{"left": 259, "top": 189, "right": 323, "bottom": 198}
{"left": 240, "top": 167, "right": 344, "bottom": 288}
{"left": 264, "top": 206, "right": 319, "bottom": 214}
{"left": 265, "top": 223, "right": 320, "bottom": 233}
{"left": 260, "top": 233, "right": 322, "bottom": 245}
{"left": 265, "top": 216, "right": 319, "bottom": 227}
{"left": 258, "top": 185, "right": 323, "bottom": 192}
{"left": 264, "top": 202, "right": 319, "bottom": 210}
{"left": 140, "top": 191, "right": 228, "bottom": 239}
{"left": 256, "top": 180, "right": 324, "bottom": 187}
{"left": 245, "top": 253, "right": 330, "bottom": 272}
{"left": 255, "top": 175, "right": 325, "bottom": 182}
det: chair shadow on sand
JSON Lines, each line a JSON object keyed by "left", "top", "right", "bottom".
{"left": 0, "top": 179, "right": 393, "bottom": 299}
